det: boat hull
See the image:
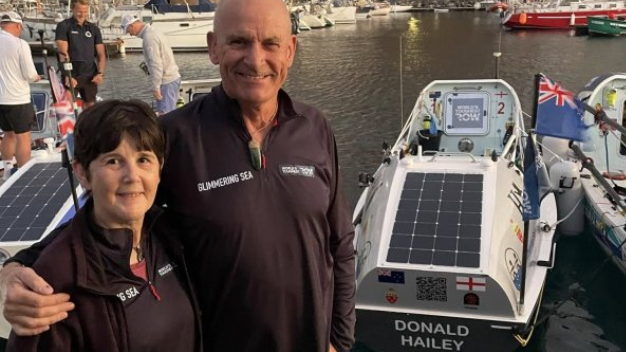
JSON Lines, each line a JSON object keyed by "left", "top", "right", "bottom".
{"left": 583, "top": 188, "right": 626, "bottom": 276}
{"left": 356, "top": 309, "right": 523, "bottom": 352}
{"left": 505, "top": 9, "right": 626, "bottom": 29}
{"left": 587, "top": 16, "right": 626, "bottom": 35}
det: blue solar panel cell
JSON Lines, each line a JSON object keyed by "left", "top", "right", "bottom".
{"left": 390, "top": 235, "right": 412, "bottom": 248}
{"left": 387, "top": 248, "right": 410, "bottom": 263}
{"left": 412, "top": 235, "right": 434, "bottom": 249}
{"left": 457, "top": 253, "right": 480, "bottom": 268}
{"left": 409, "top": 249, "right": 432, "bottom": 265}
{"left": 433, "top": 251, "right": 456, "bottom": 266}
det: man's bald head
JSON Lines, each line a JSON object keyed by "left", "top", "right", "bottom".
{"left": 213, "top": 0, "right": 292, "bottom": 36}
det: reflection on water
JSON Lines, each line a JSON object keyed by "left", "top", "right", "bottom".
{"left": 75, "top": 11, "right": 626, "bottom": 352}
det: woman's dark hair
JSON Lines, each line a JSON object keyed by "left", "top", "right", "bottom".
{"left": 73, "top": 99, "right": 165, "bottom": 170}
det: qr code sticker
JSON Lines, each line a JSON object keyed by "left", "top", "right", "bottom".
{"left": 416, "top": 277, "right": 447, "bottom": 302}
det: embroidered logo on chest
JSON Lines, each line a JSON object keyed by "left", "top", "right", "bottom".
{"left": 279, "top": 165, "right": 315, "bottom": 178}
{"left": 85, "top": 30, "right": 92, "bottom": 38}
{"left": 158, "top": 262, "right": 176, "bottom": 277}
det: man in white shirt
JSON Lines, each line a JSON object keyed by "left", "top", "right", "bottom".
{"left": 0, "top": 11, "right": 41, "bottom": 180}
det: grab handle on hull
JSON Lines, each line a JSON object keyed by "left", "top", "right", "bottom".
{"left": 429, "top": 152, "right": 477, "bottom": 163}
{"left": 537, "top": 243, "right": 557, "bottom": 269}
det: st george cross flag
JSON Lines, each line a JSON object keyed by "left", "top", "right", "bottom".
{"left": 535, "top": 75, "right": 585, "bottom": 141}
{"left": 523, "top": 134, "right": 540, "bottom": 221}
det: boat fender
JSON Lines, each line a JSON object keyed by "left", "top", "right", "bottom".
{"left": 541, "top": 136, "right": 571, "bottom": 171}
{"left": 570, "top": 13, "right": 576, "bottom": 26}
{"left": 603, "top": 87, "right": 617, "bottom": 109}
{"left": 550, "top": 160, "right": 584, "bottom": 236}
{"left": 520, "top": 12, "right": 527, "bottom": 24}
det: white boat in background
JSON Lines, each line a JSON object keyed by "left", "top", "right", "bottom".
{"left": 371, "top": 2, "right": 392, "bottom": 16}
{"left": 353, "top": 79, "right": 558, "bottom": 352}
{"left": 391, "top": 4, "right": 413, "bottom": 12}
{"left": 542, "top": 73, "right": 626, "bottom": 277}
{"left": 99, "top": 0, "right": 215, "bottom": 51}
{"left": 294, "top": 3, "right": 336, "bottom": 28}
{"left": 325, "top": 5, "right": 357, "bottom": 24}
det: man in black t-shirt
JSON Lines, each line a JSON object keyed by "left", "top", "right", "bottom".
{"left": 55, "top": 0, "right": 106, "bottom": 109}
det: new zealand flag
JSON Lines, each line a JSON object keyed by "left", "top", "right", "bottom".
{"left": 377, "top": 269, "right": 405, "bottom": 284}
{"left": 535, "top": 75, "right": 585, "bottom": 141}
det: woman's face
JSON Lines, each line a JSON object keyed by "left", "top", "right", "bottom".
{"left": 74, "top": 135, "right": 161, "bottom": 229}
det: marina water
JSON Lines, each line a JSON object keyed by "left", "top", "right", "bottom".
{"left": 2, "top": 10, "right": 626, "bottom": 352}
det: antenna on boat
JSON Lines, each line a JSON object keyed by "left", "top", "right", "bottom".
{"left": 38, "top": 29, "right": 80, "bottom": 212}
{"left": 494, "top": 18, "right": 504, "bottom": 79}
{"left": 399, "top": 34, "right": 404, "bottom": 129}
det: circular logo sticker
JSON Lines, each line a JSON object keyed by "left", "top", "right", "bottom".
{"left": 85, "top": 31, "right": 92, "bottom": 38}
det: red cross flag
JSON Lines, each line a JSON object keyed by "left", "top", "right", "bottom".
{"left": 456, "top": 277, "right": 486, "bottom": 292}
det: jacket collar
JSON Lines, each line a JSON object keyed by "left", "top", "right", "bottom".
{"left": 137, "top": 24, "right": 148, "bottom": 39}
{"left": 71, "top": 198, "right": 163, "bottom": 294}
{"left": 211, "top": 84, "right": 302, "bottom": 128}
{"left": 69, "top": 16, "right": 92, "bottom": 27}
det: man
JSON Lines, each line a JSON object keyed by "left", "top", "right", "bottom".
{"left": 55, "top": 0, "right": 106, "bottom": 109}
{"left": 0, "top": 1, "right": 356, "bottom": 352}
{"left": 0, "top": 11, "right": 41, "bottom": 180}
{"left": 121, "top": 15, "right": 181, "bottom": 114}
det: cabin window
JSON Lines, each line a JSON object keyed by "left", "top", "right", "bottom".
{"left": 594, "top": 4, "right": 602, "bottom": 8}
{"left": 142, "top": 16, "right": 152, "bottom": 23}
{"left": 442, "top": 92, "right": 490, "bottom": 135}
{"left": 180, "top": 23, "right": 190, "bottom": 27}
{"left": 610, "top": 3, "right": 618, "bottom": 8}
{"left": 578, "top": 5, "right": 587, "bottom": 9}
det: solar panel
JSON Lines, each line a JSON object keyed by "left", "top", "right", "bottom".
{"left": 387, "top": 172, "right": 483, "bottom": 268}
{"left": 0, "top": 163, "right": 73, "bottom": 242}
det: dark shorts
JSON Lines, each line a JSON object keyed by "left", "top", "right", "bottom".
{"left": 75, "top": 76, "right": 98, "bottom": 103}
{"left": 0, "top": 103, "right": 36, "bottom": 134}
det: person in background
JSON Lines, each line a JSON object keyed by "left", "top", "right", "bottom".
{"left": 55, "top": 0, "right": 106, "bottom": 110}
{"left": 121, "top": 15, "right": 181, "bottom": 115}
{"left": 5, "top": 100, "right": 201, "bottom": 352}
{"left": 0, "top": 0, "right": 356, "bottom": 351}
{"left": 0, "top": 11, "right": 41, "bottom": 180}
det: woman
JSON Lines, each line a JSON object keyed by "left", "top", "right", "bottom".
{"left": 6, "top": 100, "right": 201, "bottom": 352}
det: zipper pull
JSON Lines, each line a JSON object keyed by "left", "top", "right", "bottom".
{"left": 149, "top": 281, "right": 162, "bottom": 301}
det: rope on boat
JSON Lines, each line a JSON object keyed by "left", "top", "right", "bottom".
{"left": 513, "top": 222, "right": 626, "bottom": 336}
{"left": 550, "top": 195, "right": 584, "bottom": 228}
{"left": 512, "top": 282, "right": 545, "bottom": 347}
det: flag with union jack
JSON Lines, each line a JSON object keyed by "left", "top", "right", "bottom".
{"left": 48, "top": 66, "right": 76, "bottom": 157}
{"left": 535, "top": 74, "right": 585, "bottom": 141}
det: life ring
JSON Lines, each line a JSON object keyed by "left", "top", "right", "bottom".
{"left": 519, "top": 12, "right": 527, "bottom": 24}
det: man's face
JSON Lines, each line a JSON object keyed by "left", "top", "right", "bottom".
{"left": 127, "top": 21, "right": 139, "bottom": 36}
{"left": 73, "top": 3, "right": 89, "bottom": 24}
{"left": 207, "top": 0, "right": 297, "bottom": 108}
